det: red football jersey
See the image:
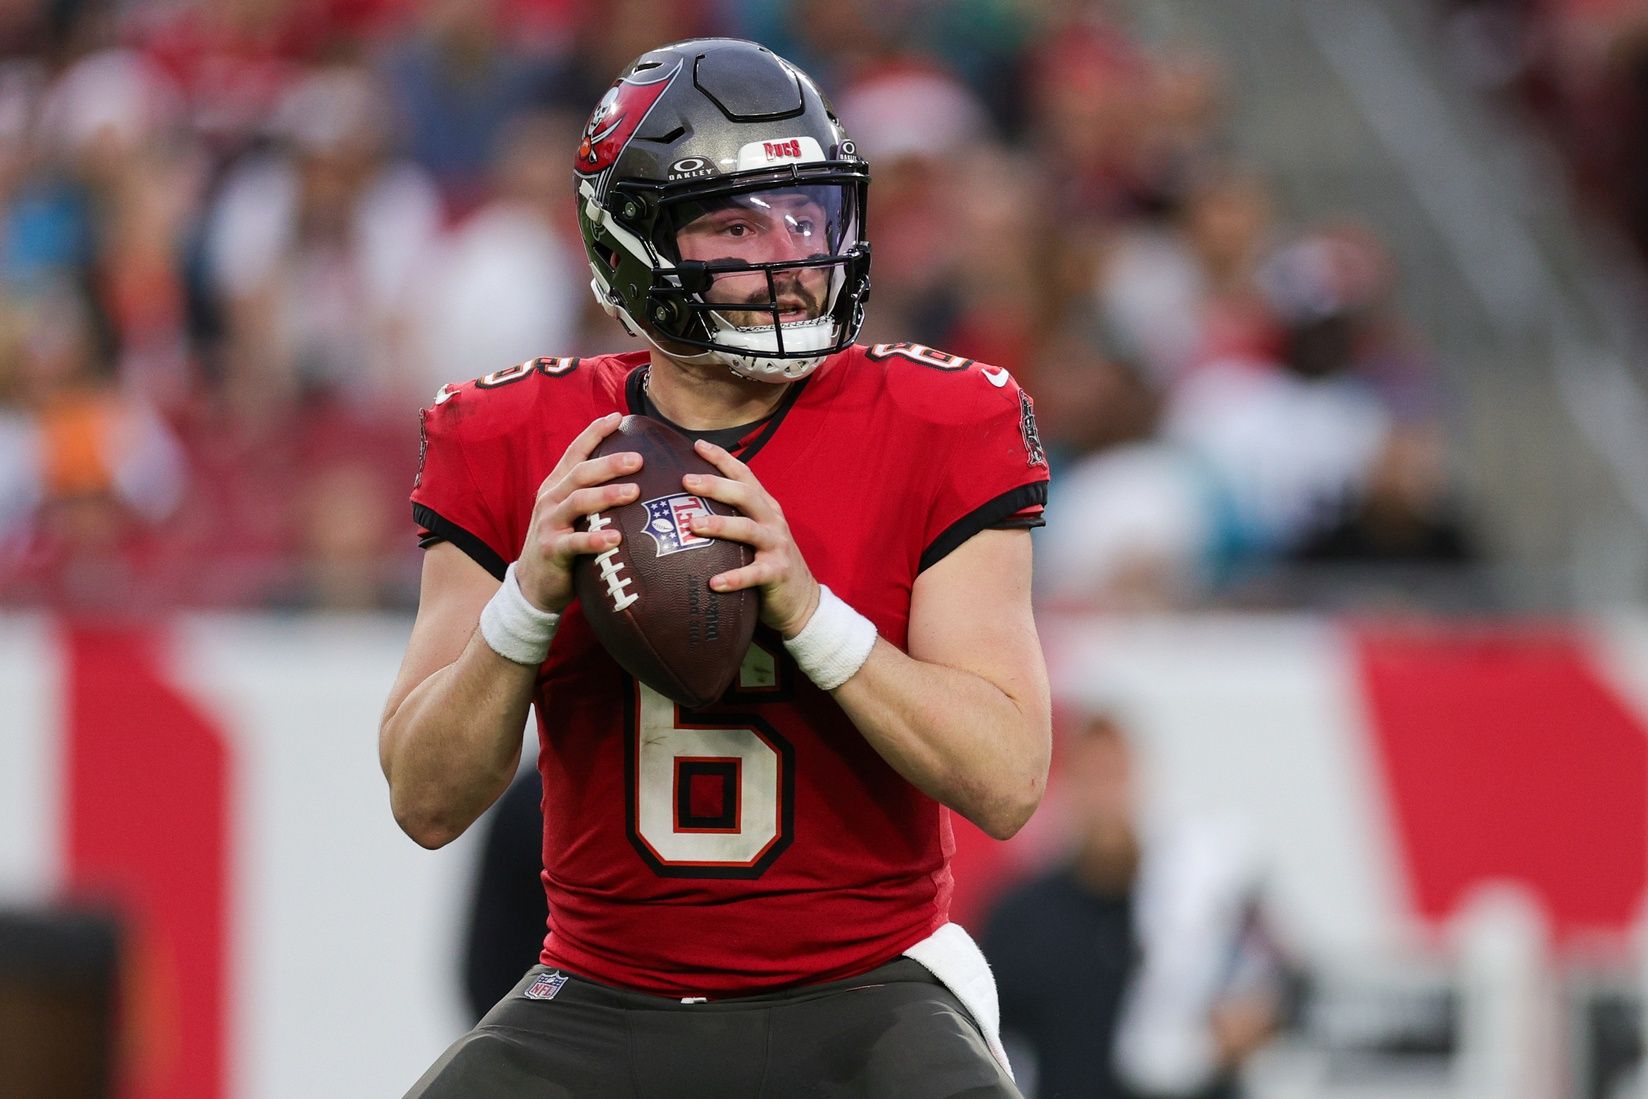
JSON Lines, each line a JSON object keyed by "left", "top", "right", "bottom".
{"left": 411, "top": 343, "right": 1048, "bottom": 996}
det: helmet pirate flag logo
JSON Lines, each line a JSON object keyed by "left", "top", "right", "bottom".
{"left": 576, "top": 59, "right": 683, "bottom": 176}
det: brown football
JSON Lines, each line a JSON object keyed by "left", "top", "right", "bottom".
{"left": 572, "top": 415, "right": 757, "bottom": 707}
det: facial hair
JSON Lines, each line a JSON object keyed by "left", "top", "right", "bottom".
{"left": 707, "top": 269, "right": 826, "bottom": 328}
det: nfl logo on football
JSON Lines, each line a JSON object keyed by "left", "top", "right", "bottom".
{"left": 643, "top": 494, "right": 713, "bottom": 556}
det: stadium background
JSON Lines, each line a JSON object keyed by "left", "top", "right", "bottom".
{"left": 0, "top": 0, "right": 1644, "bottom": 1095}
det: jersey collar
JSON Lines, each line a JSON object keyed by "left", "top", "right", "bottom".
{"left": 624, "top": 364, "right": 814, "bottom": 463}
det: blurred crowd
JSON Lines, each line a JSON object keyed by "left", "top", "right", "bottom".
{"left": 0, "top": 0, "right": 1483, "bottom": 614}
{"left": 1440, "top": 0, "right": 1648, "bottom": 269}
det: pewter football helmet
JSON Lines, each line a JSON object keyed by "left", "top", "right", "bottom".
{"left": 574, "top": 39, "right": 871, "bottom": 381}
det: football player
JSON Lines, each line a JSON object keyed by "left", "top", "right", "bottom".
{"left": 383, "top": 38, "right": 1051, "bottom": 1097}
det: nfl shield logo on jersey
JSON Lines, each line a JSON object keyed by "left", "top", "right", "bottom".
{"left": 524, "top": 970, "right": 569, "bottom": 1001}
{"left": 642, "top": 494, "right": 713, "bottom": 556}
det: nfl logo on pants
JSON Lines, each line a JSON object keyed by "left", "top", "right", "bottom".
{"left": 524, "top": 971, "right": 569, "bottom": 1001}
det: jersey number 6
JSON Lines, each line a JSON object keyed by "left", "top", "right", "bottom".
{"left": 625, "top": 666, "right": 796, "bottom": 879}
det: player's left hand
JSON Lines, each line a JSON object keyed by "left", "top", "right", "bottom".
{"left": 683, "top": 438, "right": 821, "bottom": 639}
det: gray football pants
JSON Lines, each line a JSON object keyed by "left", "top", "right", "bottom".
{"left": 402, "top": 957, "right": 1021, "bottom": 1098}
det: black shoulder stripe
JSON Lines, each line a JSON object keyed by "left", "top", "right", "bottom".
{"left": 737, "top": 373, "right": 811, "bottom": 462}
{"left": 918, "top": 482, "right": 1049, "bottom": 574}
{"left": 413, "top": 503, "right": 508, "bottom": 581}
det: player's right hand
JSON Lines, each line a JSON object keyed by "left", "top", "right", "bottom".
{"left": 513, "top": 412, "right": 641, "bottom": 613}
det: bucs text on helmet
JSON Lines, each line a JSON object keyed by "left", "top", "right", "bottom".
{"left": 574, "top": 38, "right": 871, "bottom": 382}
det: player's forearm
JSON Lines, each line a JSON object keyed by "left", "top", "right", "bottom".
{"left": 831, "top": 639, "right": 1050, "bottom": 840}
{"left": 380, "top": 630, "right": 537, "bottom": 849}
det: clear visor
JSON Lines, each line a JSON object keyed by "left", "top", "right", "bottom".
{"left": 664, "top": 182, "right": 857, "bottom": 262}
{"left": 659, "top": 182, "right": 858, "bottom": 331}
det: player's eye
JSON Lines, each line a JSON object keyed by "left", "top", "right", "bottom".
{"left": 680, "top": 212, "right": 754, "bottom": 241}
{"left": 789, "top": 218, "right": 816, "bottom": 236}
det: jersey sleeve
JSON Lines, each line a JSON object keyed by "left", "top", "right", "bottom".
{"left": 893, "top": 356, "right": 1050, "bottom": 574}
{"left": 409, "top": 383, "right": 513, "bottom": 580}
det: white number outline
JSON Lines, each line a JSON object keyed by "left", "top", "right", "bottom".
{"left": 476, "top": 356, "right": 579, "bottom": 388}
{"left": 866, "top": 342, "right": 973, "bottom": 371}
{"left": 624, "top": 673, "right": 795, "bottom": 879}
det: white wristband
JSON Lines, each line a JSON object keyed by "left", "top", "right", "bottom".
{"left": 479, "top": 562, "right": 561, "bottom": 666}
{"left": 783, "top": 585, "right": 877, "bottom": 691}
